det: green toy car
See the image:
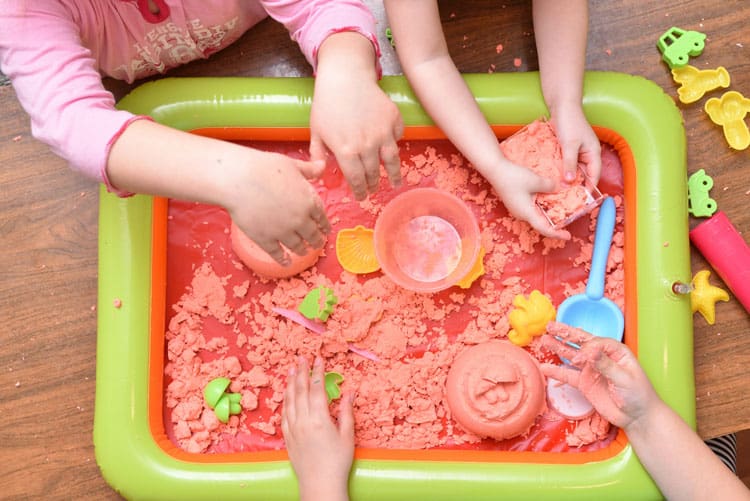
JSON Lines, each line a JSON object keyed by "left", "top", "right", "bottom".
{"left": 657, "top": 27, "right": 706, "bottom": 68}
{"left": 687, "top": 168, "right": 717, "bottom": 217}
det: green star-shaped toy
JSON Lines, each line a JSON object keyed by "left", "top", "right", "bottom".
{"left": 299, "top": 286, "right": 338, "bottom": 322}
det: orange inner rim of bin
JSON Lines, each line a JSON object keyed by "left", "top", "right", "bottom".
{"left": 148, "top": 124, "right": 638, "bottom": 465}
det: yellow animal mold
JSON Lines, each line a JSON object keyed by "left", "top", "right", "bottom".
{"left": 508, "top": 290, "right": 556, "bottom": 347}
{"left": 671, "top": 65, "right": 730, "bottom": 104}
{"left": 704, "top": 90, "right": 750, "bottom": 150}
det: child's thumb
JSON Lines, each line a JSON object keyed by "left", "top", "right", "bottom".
{"left": 296, "top": 158, "right": 326, "bottom": 180}
{"left": 561, "top": 143, "right": 579, "bottom": 183}
{"left": 531, "top": 172, "right": 557, "bottom": 194}
{"left": 309, "top": 136, "right": 328, "bottom": 164}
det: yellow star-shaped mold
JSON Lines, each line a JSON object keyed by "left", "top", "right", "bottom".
{"left": 456, "top": 246, "right": 486, "bottom": 289}
{"left": 690, "top": 269, "right": 729, "bottom": 325}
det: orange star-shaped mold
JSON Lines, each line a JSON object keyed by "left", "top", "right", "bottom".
{"left": 690, "top": 269, "right": 729, "bottom": 325}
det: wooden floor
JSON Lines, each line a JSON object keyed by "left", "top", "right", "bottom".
{"left": 1, "top": 0, "right": 748, "bottom": 498}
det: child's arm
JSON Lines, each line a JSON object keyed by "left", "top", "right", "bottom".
{"left": 264, "top": 0, "right": 404, "bottom": 201}
{"left": 541, "top": 323, "right": 750, "bottom": 500}
{"left": 532, "top": 0, "right": 601, "bottom": 184}
{"left": 1, "top": 4, "right": 331, "bottom": 265}
{"left": 625, "top": 399, "right": 750, "bottom": 500}
{"left": 282, "top": 356, "right": 355, "bottom": 501}
{"left": 383, "top": 0, "right": 569, "bottom": 239}
{"left": 107, "top": 119, "right": 330, "bottom": 265}
{"left": 312, "top": 31, "right": 403, "bottom": 201}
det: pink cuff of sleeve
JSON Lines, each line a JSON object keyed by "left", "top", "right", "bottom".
{"left": 102, "top": 115, "right": 154, "bottom": 198}
{"left": 311, "top": 27, "right": 383, "bottom": 79}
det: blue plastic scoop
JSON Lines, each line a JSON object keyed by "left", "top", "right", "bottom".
{"left": 556, "top": 196, "right": 624, "bottom": 341}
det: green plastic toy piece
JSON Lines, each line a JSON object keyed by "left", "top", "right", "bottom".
{"left": 299, "top": 286, "right": 338, "bottom": 321}
{"left": 687, "top": 168, "right": 717, "bottom": 217}
{"left": 324, "top": 372, "right": 344, "bottom": 403}
{"left": 385, "top": 27, "right": 395, "bottom": 48}
{"left": 657, "top": 26, "right": 706, "bottom": 68}
{"left": 203, "top": 377, "right": 242, "bottom": 423}
{"left": 96, "top": 74, "right": 696, "bottom": 499}
{"left": 203, "top": 377, "right": 230, "bottom": 408}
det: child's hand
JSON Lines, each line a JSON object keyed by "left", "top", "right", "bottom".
{"left": 282, "top": 356, "right": 354, "bottom": 501}
{"left": 486, "top": 158, "right": 572, "bottom": 240}
{"left": 311, "top": 32, "right": 404, "bottom": 201}
{"left": 550, "top": 104, "right": 602, "bottom": 185}
{"left": 539, "top": 322, "right": 661, "bottom": 432}
{"left": 224, "top": 151, "right": 330, "bottom": 266}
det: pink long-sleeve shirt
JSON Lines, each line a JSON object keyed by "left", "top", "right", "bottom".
{"left": 0, "top": 0, "right": 379, "bottom": 194}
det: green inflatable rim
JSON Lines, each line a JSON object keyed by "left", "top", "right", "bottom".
{"left": 96, "top": 73, "right": 692, "bottom": 500}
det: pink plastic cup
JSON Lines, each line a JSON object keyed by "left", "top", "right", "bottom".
{"left": 374, "top": 188, "right": 481, "bottom": 293}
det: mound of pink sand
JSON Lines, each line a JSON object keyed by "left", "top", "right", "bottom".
{"left": 163, "top": 128, "right": 625, "bottom": 454}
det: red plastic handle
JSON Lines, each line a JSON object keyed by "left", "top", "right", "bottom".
{"left": 690, "top": 211, "right": 750, "bottom": 313}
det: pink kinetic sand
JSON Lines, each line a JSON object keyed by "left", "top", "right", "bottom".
{"left": 230, "top": 221, "right": 323, "bottom": 279}
{"left": 446, "top": 341, "right": 546, "bottom": 440}
{"left": 163, "top": 135, "right": 625, "bottom": 455}
{"left": 500, "top": 120, "right": 602, "bottom": 228}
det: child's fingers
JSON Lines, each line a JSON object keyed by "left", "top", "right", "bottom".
{"left": 293, "top": 356, "right": 312, "bottom": 417}
{"left": 590, "top": 341, "right": 639, "bottom": 384}
{"left": 393, "top": 117, "right": 404, "bottom": 143}
{"left": 286, "top": 203, "right": 329, "bottom": 253}
{"left": 574, "top": 338, "right": 635, "bottom": 388}
{"left": 508, "top": 194, "right": 568, "bottom": 240}
{"left": 576, "top": 337, "right": 629, "bottom": 366}
{"left": 337, "top": 393, "right": 355, "bottom": 443}
{"left": 280, "top": 232, "right": 311, "bottom": 257}
{"left": 336, "top": 152, "right": 368, "bottom": 200}
{"left": 258, "top": 238, "right": 290, "bottom": 267}
{"left": 359, "top": 148, "right": 381, "bottom": 195}
{"left": 590, "top": 350, "right": 635, "bottom": 391}
{"left": 380, "top": 140, "right": 402, "bottom": 188}
{"left": 546, "top": 321, "right": 593, "bottom": 344}
{"left": 513, "top": 185, "right": 569, "bottom": 240}
{"left": 578, "top": 133, "right": 602, "bottom": 184}
{"left": 596, "top": 337, "right": 632, "bottom": 363}
{"left": 382, "top": 116, "right": 403, "bottom": 186}
{"left": 309, "top": 136, "right": 327, "bottom": 165}
{"left": 540, "top": 363, "right": 582, "bottom": 388}
{"left": 528, "top": 210, "right": 571, "bottom": 240}
{"left": 295, "top": 158, "right": 327, "bottom": 180}
{"left": 296, "top": 224, "right": 326, "bottom": 252}
{"left": 310, "top": 197, "right": 331, "bottom": 235}
{"left": 540, "top": 334, "right": 580, "bottom": 364}
{"left": 282, "top": 362, "right": 299, "bottom": 430}
{"left": 591, "top": 350, "right": 620, "bottom": 377}
{"left": 583, "top": 149, "right": 602, "bottom": 186}
{"left": 560, "top": 140, "right": 580, "bottom": 182}
{"left": 530, "top": 171, "right": 557, "bottom": 195}
{"left": 308, "top": 356, "right": 329, "bottom": 411}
